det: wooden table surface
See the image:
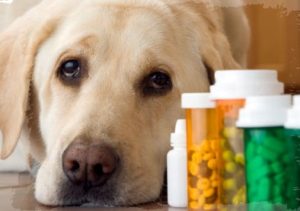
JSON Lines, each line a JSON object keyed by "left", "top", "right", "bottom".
{"left": 0, "top": 173, "right": 290, "bottom": 211}
{"left": 0, "top": 173, "right": 184, "bottom": 211}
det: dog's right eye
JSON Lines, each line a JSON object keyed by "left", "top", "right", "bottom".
{"left": 59, "top": 59, "right": 82, "bottom": 82}
{"left": 140, "top": 70, "right": 173, "bottom": 96}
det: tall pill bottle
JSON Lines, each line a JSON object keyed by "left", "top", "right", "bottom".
{"left": 237, "top": 95, "right": 296, "bottom": 210}
{"left": 210, "top": 70, "right": 284, "bottom": 205}
{"left": 182, "top": 93, "right": 220, "bottom": 210}
{"left": 284, "top": 95, "right": 300, "bottom": 209}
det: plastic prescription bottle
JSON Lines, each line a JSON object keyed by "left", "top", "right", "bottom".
{"left": 167, "top": 119, "right": 187, "bottom": 208}
{"left": 237, "top": 95, "right": 296, "bottom": 210}
{"left": 182, "top": 93, "right": 220, "bottom": 210}
{"left": 284, "top": 95, "right": 300, "bottom": 209}
{"left": 210, "top": 70, "right": 284, "bottom": 205}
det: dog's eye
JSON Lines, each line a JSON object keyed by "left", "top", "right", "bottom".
{"left": 141, "top": 71, "right": 172, "bottom": 96}
{"left": 59, "top": 60, "right": 81, "bottom": 82}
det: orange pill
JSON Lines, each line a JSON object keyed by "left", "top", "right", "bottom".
{"left": 198, "top": 196, "right": 205, "bottom": 206}
{"left": 192, "top": 152, "right": 202, "bottom": 164}
{"left": 204, "top": 188, "right": 215, "bottom": 197}
{"left": 197, "top": 178, "right": 211, "bottom": 190}
{"left": 203, "top": 152, "right": 214, "bottom": 160}
{"left": 208, "top": 159, "right": 217, "bottom": 169}
{"left": 189, "top": 187, "right": 200, "bottom": 200}
{"left": 210, "top": 172, "right": 218, "bottom": 180}
{"left": 202, "top": 141, "right": 211, "bottom": 152}
{"left": 189, "top": 162, "right": 199, "bottom": 176}
{"left": 189, "top": 201, "right": 199, "bottom": 209}
{"left": 203, "top": 204, "right": 217, "bottom": 210}
{"left": 211, "top": 180, "right": 219, "bottom": 188}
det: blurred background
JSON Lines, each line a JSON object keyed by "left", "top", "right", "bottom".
{"left": 0, "top": 1, "right": 299, "bottom": 93}
{"left": 245, "top": 6, "right": 300, "bottom": 93}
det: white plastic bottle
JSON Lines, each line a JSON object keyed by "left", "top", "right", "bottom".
{"left": 167, "top": 119, "right": 187, "bottom": 208}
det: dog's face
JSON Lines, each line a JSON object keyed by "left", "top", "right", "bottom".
{"left": 0, "top": 0, "right": 239, "bottom": 206}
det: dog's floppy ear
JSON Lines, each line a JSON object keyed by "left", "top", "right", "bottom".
{"left": 0, "top": 0, "right": 75, "bottom": 159}
{"left": 201, "top": 32, "right": 240, "bottom": 85}
{"left": 201, "top": 31, "right": 241, "bottom": 70}
{"left": 195, "top": 7, "right": 241, "bottom": 83}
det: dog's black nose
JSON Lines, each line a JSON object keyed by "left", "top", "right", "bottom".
{"left": 62, "top": 140, "right": 119, "bottom": 188}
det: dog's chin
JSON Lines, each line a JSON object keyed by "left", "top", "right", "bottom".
{"left": 57, "top": 178, "right": 121, "bottom": 207}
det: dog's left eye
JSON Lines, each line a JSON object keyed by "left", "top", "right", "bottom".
{"left": 141, "top": 70, "right": 173, "bottom": 96}
{"left": 59, "top": 59, "right": 81, "bottom": 82}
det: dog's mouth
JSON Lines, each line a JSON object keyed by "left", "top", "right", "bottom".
{"left": 58, "top": 176, "right": 119, "bottom": 207}
{"left": 47, "top": 168, "right": 167, "bottom": 207}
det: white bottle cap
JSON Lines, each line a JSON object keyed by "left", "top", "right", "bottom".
{"left": 210, "top": 70, "right": 284, "bottom": 99}
{"left": 182, "top": 93, "right": 215, "bottom": 109}
{"left": 285, "top": 95, "right": 300, "bottom": 129}
{"left": 170, "top": 119, "right": 186, "bottom": 147}
{"left": 237, "top": 95, "right": 291, "bottom": 128}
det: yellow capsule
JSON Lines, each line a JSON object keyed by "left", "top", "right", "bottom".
{"left": 189, "top": 162, "right": 199, "bottom": 176}
{"left": 225, "top": 162, "right": 237, "bottom": 173}
{"left": 192, "top": 152, "right": 202, "bottom": 164}
{"left": 189, "top": 188, "right": 200, "bottom": 200}
{"left": 223, "top": 179, "right": 236, "bottom": 190}
{"left": 235, "top": 153, "right": 245, "bottom": 165}
{"left": 223, "top": 127, "right": 238, "bottom": 138}
{"left": 189, "top": 201, "right": 199, "bottom": 209}
{"left": 197, "top": 178, "right": 211, "bottom": 190}
{"left": 222, "top": 150, "right": 234, "bottom": 161}
{"left": 203, "top": 188, "right": 214, "bottom": 197}
{"left": 238, "top": 186, "right": 246, "bottom": 194}
{"left": 220, "top": 138, "right": 227, "bottom": 148}
{"left": 232, "top": 195, "right": 240, "bottom": 205}
{"left": 208, "top": 159, "right": 217, "bottom": 170}
{"left": 203, "top": 152, "right": 214, "bottom": 161}
{"left": 237, "top": 186, "right": 246, "bottom": 203}
{"left": 241, "top": 193, "right": 246, "bottom": 203}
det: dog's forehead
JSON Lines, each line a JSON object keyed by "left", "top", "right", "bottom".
{"left": 58, "top": 3, "right": 175, "bottom": 50}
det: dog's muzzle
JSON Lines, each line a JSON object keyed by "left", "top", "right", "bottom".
{"left": 62, "top": 139, "right": 119, "bottom": 190}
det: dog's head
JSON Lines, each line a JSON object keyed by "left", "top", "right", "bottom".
{"left": 0, "top": 0, "right": 239, "bottom": 206}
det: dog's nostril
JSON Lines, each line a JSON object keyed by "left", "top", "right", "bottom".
{"left": 70, "top": 161, "right": 80, "bottom": 172}
{"left": 93, "top": 164, "right": 103, "bottom": 175}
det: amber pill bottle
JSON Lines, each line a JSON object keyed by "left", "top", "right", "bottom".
{"left": 182, "top": 93, "right": 220, "bottom": 210}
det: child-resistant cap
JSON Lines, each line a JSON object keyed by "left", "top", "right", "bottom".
{"left": 285, "top": 95, "right": 300, "bottom": 129}
{"left": 210, "top": 70, "right": 284, "bottom": 99}
{"left": 182, "top": 93, "right": 215, "bottom": 109}
{"left": 170, "top": 119, "right": 186, "bottom": 147}
{"left": 237, "top": 95, "right": 291, "bottom": 128}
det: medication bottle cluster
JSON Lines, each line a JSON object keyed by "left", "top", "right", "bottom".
{"left": 167, "top": 70, "right": 300, "bottom": 210}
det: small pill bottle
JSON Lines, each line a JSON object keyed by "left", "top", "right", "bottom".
{"left": 182, "top": 93, "right": 220, "bottom": 210}
{"left": 167, "top": 119, "right": 187, "bottom": 208}
{"left": 284, "top": 95, "right": 300, "bottom": 209}
{"left": 210, "top": 70, "right": 284, "bottom": 205}
{"left": 237, "top": 95, "right": 296, "bottom": 210}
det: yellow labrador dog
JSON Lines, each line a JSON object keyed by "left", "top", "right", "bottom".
{"left": 0, "top": 0, "right": 249, "bottom": 207}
